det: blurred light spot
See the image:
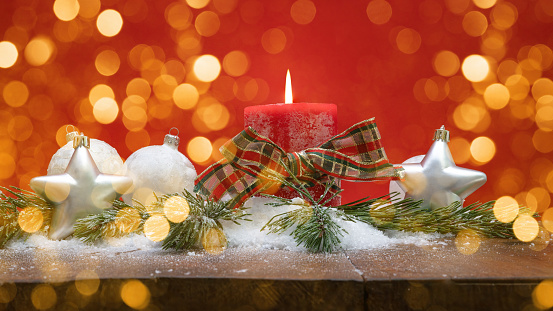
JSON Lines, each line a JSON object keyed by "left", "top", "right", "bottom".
{"left": 452, "top": 98, "right": 488, "bottom": 131}
{"left": 395, "top": 28, "right": 421, "bottom": 54}
{"left": 262, "top": 28, "right": 287, "bottom": 54}
{"left": 470, "top": 136, "right": 495, "bottom": 163}
{"left": 529, "top": 44, "right": 553, "bottom": 71}
{"left": 449, "top": 137, "right": 471, "bottom": 164}
{"left": 240, "top": 0, "right": 264, "bottom": 24}
{"left": 95, "top": 50, "right": 120, "bottom": 76}
{"left": 223, "top": 50, "right": 249, "bottom": 77}
{"left": 53, "top": 0, "right": 80, "bottom": 21}
{"left": 115, "top": 207, "right": 141, "bottom": 233}
{"left": 446, "top": 75, "right": 471, "bottom": 101}
{"left": 31, "top": 284, "right": 57, "bottom": 310}
{"left": 44, "top": 181, "right": 71, "bottom": 202}
{"left": 533, "top": 129, "right": 553, "bottom": 153}
{"left": 93, "top": 97, "right": 119, "bottom": 124}
{"left": 193, "top": 55, "right": 221, "bottom": 82}
{"left": 528, "top": 187, "right": 550, "bottom": 214}
{"left": 202, "top": 227, "right": 226, "bottom": 254}
{"left": 153, "top": 75, "right": 177, "bottom": 101}
{"left": 473, "top": 0, "right": 496, "bottom": 9}
{"left": 17, "top": 206, "right": 43, "bottom": 233}
{"left": 493, "top": 196, "right": 519, "bottom": 223}
{"left": 187, "top": 136, "right": 212, "bottom": 163}
{"left": 0, "top": 41, "right": 18, "bottom": 68}
{"left": 462, "top": 55, "right": 489, "bottom": 82}
{"left": 214, "top": 0, "right": 238, "bottom": 14}
{"left": 366, "top": 0, "right": 392, "bottom": 25}
{"left": 165, "top": 2, "right": 192, "bottom": 30}
{"left": 24, "top": 36, "right": 55, "bottom": 66}
{"left": 513, "top": 214, "right": 539, "bottom": 242}
{"left": 290, "top": 0, "right": 316, "bottom": 25}
{"left": 0, "top": 283, "right": 17, "bottom": 304}
{"left": 531, "top": 78, "right": 553, "bottom": 101}
{"left": 497, "top": 59, "right": 521, "bottom": 84}
{"left": 164, "top": 196, "right": 190, "bottom": 223}
{"left": 518, "top": 59, "right": 542, "bottom": 84}
{"left": 445, "top": 0, "right": 470, "bottom": 14}
{"left": 433, "top": 50, "right": 459, "bottom": 77}
{"left": 125, "top": 129, "right": 150, "bottom": 153}
{"left": 199, "top": 102, "right": 230, "bottom": 131}
{"left": 0, "top": 153, "right": 16, "bottom": 180}
{"left": 419, "top": 0, "right": 442, "bottom": 24}
{"left": 162, "top": 60, "right": 186, "bottom": 83}
{"left": 494, "top": 168, "right": 524, "bottom": 195}
{"left": 121, "top": 280, "right": 151, "bottom": 310}
{"left": 195, "top": 11, "right": 220, "bottom": 37}
{"left": 543, "top": 208, "right": 553, "bottom": 233}
{"left": 8, "top": 115, "right": 33, "bottom": 141}
{"left": 173, "top": 83, "right": 199, "bottom": 110}
{"left": 533, "top": 280, "right": 553, "bottom": 310}
{"left": 455, "top": 229, "right": 481, "bottom": 255}
{"left": 144, "top": 215, "right": 170, "bottom": 242}
{"left": 78, "top": 0, "right": 101, "bottom": 19}
{"left": 483, "top": 83, "right": 509, "bottom": 109}
{"left": 491, "top": 2, "right": 517, "bottom": 30}
{"left": 53, "top": 19, "right": 81, "bottom": 42}
{"left": 462, "top": 11, "right": 488, "bottom": 37}
{"left": 510, "top": 131, "right": 535, "bottom": 161}
{"left": 536, "top": 96, "right": 553, "bottom": 131}
{"left": 97, "top": 9, "right": 123, "bottom": 37}
{"left": 89, "top": 84, "right": 115, "bottom": 105}
{"left": 212, "top": 75, "right": 236, "bottom": 101}
{"left": 186, "top": 0, "right": 210, "bottom": 9}
{"left": 126, "top": 78, "right": 151, "bottom": 100}
{"left": 75, "top": 270, "right": 100, "bottom": 296}
{"left": 424, "top": 76, "right": 449, "bottom": 101}
{"left": 529, "top": 226, "right": 551, "bottom": 251}
{"left": 504, "top": 75, "right": 529, "bottom": 100}
{"left": 3, "top": 80, "right": 29, "bottom": 107}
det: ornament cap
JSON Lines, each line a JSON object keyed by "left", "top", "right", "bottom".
{"left": 66, "top": 125, "right": 79, "bottom": 143}
{"left": 433, "top": 125, "right": 450, "bottom": 143}
{"left": 164, "top": 127, "right": 180, "bottom": 149}
{"left": 73, "top": 133, "right": 90, "bottom": 149}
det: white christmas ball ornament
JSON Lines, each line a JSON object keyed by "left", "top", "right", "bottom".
{"left": 47, "top": 130, "right": 124, "bottom": 176}
{"left": 122, "top": 129, "right": 197, "bottom": 204}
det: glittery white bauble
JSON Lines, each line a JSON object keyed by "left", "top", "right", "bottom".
{"left": 122, "top": 133, "right": 197, "bottom": 204}
{"left": 47, "top": 138, "right": 124, "bottom": 176}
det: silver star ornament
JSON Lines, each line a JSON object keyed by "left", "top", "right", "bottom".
{"left": 30, "top": 134, "right": 132, "bottom": 240}
{"left": 390, "top": 126, "right": 487, "bottom": 211}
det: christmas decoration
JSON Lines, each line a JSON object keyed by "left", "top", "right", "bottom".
{"left": 30, "top": 134, "right": 133, "bottom": 240}
{"left": 195, "top": 118, "right": 402, "bottom": 209}
{"left": 47, "top": 127, "right": 125, "bottom": 176}
{"left": 122, "top": 128, "right": 197, "bottom": 204}
{"left": 390, "top": 126, "right": 487, "bottom": 211}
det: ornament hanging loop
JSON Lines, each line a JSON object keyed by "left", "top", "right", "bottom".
{"left": 73, "top": 133, "right": 90, "bottom": 149}
{"left": 164, "top": 127, "right": 180, "bottom": 149}
{"left": 433, "top": 125, "right": 450, "bottom": 143}
{"left": 65, "top": 125, "right": 79, "bottom": 143}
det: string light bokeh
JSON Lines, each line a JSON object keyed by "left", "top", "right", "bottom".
{"left": 2, "top": 0, "right": 553, "bottom": 243}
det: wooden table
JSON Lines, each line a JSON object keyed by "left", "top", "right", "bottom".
{"left": 0, "top": 238, "right": 551, "bottom": 310}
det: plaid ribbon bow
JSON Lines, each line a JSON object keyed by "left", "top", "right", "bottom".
{"left": 194, "top": 118, "right": 403, "bottom": 209}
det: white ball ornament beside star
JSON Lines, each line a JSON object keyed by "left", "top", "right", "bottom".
{"left": 122, "top": 128, "right": 197, "bottom": 205}
{"left": 390, "top": 125, "right": 487, "bottom": 211}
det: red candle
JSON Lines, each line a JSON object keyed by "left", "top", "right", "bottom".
{"left": 244, "top": 70, "right": 339, "bottom": 204}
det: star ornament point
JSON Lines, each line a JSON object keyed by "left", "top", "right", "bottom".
{"left": 30, "top": 144, "right": 132, "bottom": 240}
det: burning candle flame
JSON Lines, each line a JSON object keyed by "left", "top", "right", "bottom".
{"left": 285, "top": 69, "right": 293, "bottom": 104}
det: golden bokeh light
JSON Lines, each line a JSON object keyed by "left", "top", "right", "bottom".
{"left": 202, "top": 227, "right": 227, "bottom": 255}
{"left": 143, "top": 215, "right": 170, "bottom": 242}
{"left": 470, "top": 136, "right": 495, "bottom": 164}
{"left": 529, "top": 225, "right": 550, "bottom": 251}
{"left": 513, "top": 214, "right": 539, "bottom": 242}
{"left": 452, "top": 98, "right": 488, "bottom": 131}
{"left": 24, "top": 36, "right": 55, "bottom": 66}
{"left": 165, "top": 2, "right": 192, "bottom": 30}
{"left": 45, "top": 181, "right": 71, "bottom": 202}
{"left": 504, "top": 75, "right": 529, "bottom": 100}
{"left": 535, "top": 97, "right": 553, "bottom": 131}
{"left": 490, "top": 2, "right": 518, "bottom": 30}
{"left": 96, "top": 9, "right": 123, "bottom": 37}
{"left": 493, "top": 196, "right": 519, "bottom": 223}
{"left": 0, "top": 41, "right": 18, "bottom": 68}
{"left": 75, "top": 270, "right": 100, "bottom": 296}
{"left": 78, "top": 0, "right": 101, "bottom": 19}
{"left": 483, "top": 83, "right": 510, "bottom": 109}
{"left": 223, "top": 50, "right": 250, "bottom": 77}
{"left": 121, "top": 279, "right": 151, "bottom": 310}
{"left": 31, "top": 284, "right": 57, "bottom": 310}
{"left": 0, "top": 153, "right": 16, "bottom": 180}
{"left": 187, "top": 136, "right": 213, "bottom": 163}
{"left": 445, "top": 0, "right": 470, "bottom": 14}
{"left": 126, "top": 78, "right": 151, "bottom": 100}
{"left": 473, "top": 0, "right": 497, "bottom": 9}
{"left": 533, "top": 280, "right": 553, "bottom": 310}
{"left": 531, "top": 78, "right": 553, "bottom": 101}
{"left": 186, "top": 0, "right": 210, "bottom": 9}
{"left": 290, "top": 0, "right": 316, "bottom": 25}
{"left": 433, "top": 50, "right": 460, "bottom": 77}
{"left": 366, "top": 0, "right": 392, "bottom": 25}
{"left": 17, "top": 206, "right": 44, "bottom": 233}
{"left": 543, "top": 208, "right": 553, "bottom": 233}
{"left": 3, "top": 80, "right": 29, "bottom": 107}
{"left": 462, "top": 55, "right": 489, "bottom": 82}
{"left": 533, "top": 129, "right": 553, "bottom": 153}
{"left": 462, "top": 11, "right": 488, "bottom": 37}
{"left": 198, "top": 102, "right": 230, "bottom": 131}
{"left": 126, "top": 129, "right": 150, "bottom": 152}
{"left": 89, "top": 84, "right": 115, "bottom": 105}
{"left": 449, "top": 136, "right": 471, "bottom": 164}
{"left": 115, "top": 207, "right": 142, "bottom": 233}
{"left": 93, "top": 97, "right": 119, "bottom": 124}
{"left": 454, "top": 229, "right": 481, "bottom": 255}
{"left": 395, "top": 28, "right": 421, "bottom": 54}
{"left": 132, "top": 187, "right": 157, "bottom": 208}
{"left": 53, "top": 0, "right": 80, "bottom": 21}
{"left": 153, "top": 75, "right": 177, "bottom": 101}
{"left": 7, "top": 115, "right": 33, "bottom": 141}
{"left": 213, "top": 0, "right": 237, "bottom": 14}
{"left": 195, "top": 11, "right": 220, "bottom": 37}
{"left": 173, "top": 83, "right": 199, "bottom": 110}
{"left": 262, "top": 28, "right": 287, "bottom": 54}
{"left": 0, "top": 283, "right": 17, "bottom": 304}
{"left": 193, "top": 54, "right": 221, "bottom": 82}
{"left": 526, "top": 187, "right": 550, "bottom": 214}
{"left": 162, "top": 60, "right": 186, "bottom": 83}
{"left": 164, "top": 196, "right": 190, "bottom": 223}
{"left": 95, "top": 49, "right": 121, "bottom": 76}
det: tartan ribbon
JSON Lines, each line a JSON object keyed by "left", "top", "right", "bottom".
{"left": 194, "top": 118, "right": 403, "bottom": 209}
